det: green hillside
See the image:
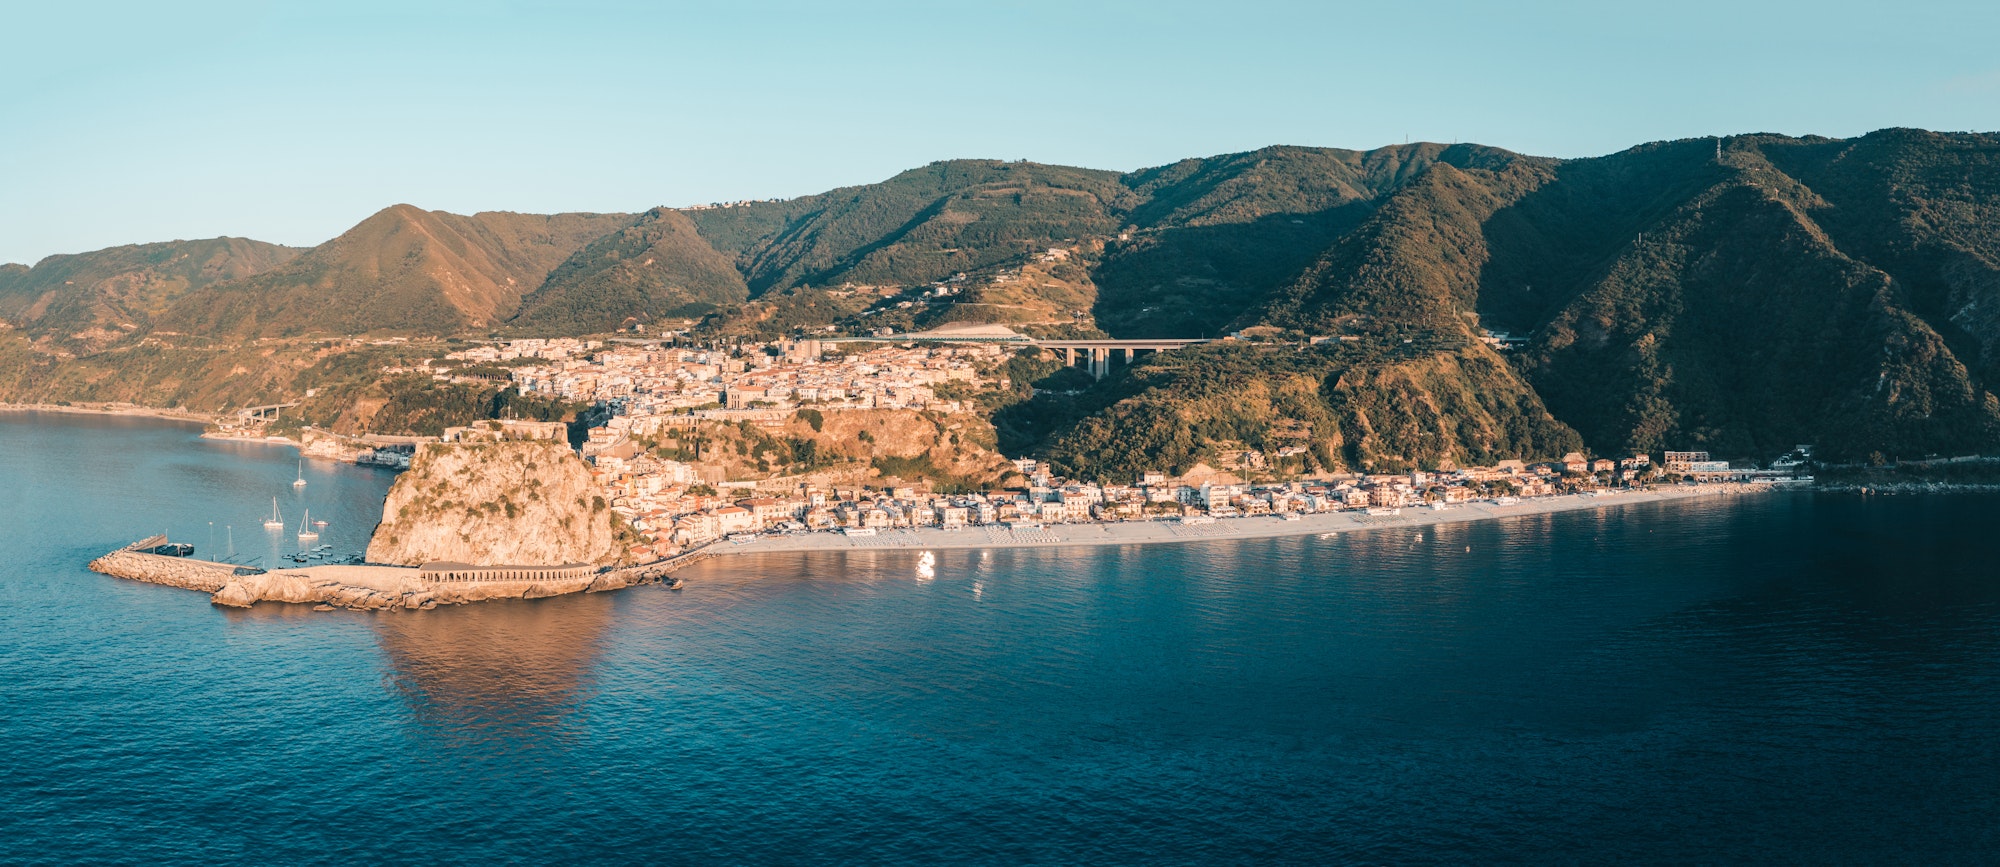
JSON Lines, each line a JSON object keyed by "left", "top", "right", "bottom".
{"left": 730, "top": 159, "right": 1134, "bottom": 294}
{"left": 11, "top": 129, "right": 2000, "bottom": 467}
{"left": 510, "top": 207, "right": 750, "bottom": 333}
{"left": 154, "top": 206, "right": 631, "bottom": 337}
{"left": 1092, "top": 144, "right": 1526, "bottom": 336}
{"left": 0, "top": 238, "right": 299, "bottom": 351}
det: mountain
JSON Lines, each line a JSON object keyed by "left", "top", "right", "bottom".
{"left": 0, "top": 238, "right": 299, "bottom": 351}
{"left": 1093, "top": 144, "right": 1524, "bottom": 336}
{"left": 11, "top": 129, "right": 2000, "bottom": 467}
{"left": 1182, "top": 130, "right": 2000, "bottom": 465}
{"left": 509, "top": 207, "right": 751, "bottom": 333}
{"left": 154, "top": 206, "right": 632, "bottom": 337}
{"left": 717, "top": 159, "right": 1135, "bottom": 295}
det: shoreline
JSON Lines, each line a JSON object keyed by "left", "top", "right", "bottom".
{"left": 0, "top": 401, "right": 217, "bottom": 426}
{"left": 705, "top": 483, "right": 1795, "bottom": 559}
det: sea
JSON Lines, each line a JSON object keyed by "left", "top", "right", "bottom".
{"left": 2, "top": 411, "right": 1996, "bottom": 864}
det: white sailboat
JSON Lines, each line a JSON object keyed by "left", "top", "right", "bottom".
{"left": 297, "top": 508, "right": 319, "bottom": 541}
{"left": 262, "top": 498, "right": 284, "bottom": 529}
{"left": 292, "top": 458, "right": 307, "bottom": 488}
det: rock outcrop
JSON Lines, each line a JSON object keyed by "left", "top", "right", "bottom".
{"left": 366, "top": 441, "right": 618, "bottom": 567}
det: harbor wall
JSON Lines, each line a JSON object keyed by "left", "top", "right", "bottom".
{"left": 91, "top": 546, "right": 647, "bottom": 610}
{"left": 87, "top": 551, "right": 250, "bottom": 594}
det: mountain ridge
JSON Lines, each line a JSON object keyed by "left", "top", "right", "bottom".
{"left": 10, "top": 128, "right": 2000, "bottom": 465}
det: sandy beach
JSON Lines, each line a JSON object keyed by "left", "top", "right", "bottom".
{"left": 709, "top": 484, "right": 1792, "bottom": 558}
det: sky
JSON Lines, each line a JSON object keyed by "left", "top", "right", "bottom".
{"left": 3, "top": 0, "right": 1997, "bottom": 264}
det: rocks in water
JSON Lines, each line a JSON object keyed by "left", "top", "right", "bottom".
{"left": 211, "top": 582, "right": 258, "bottom": 608}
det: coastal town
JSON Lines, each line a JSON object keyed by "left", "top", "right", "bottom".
{"left": 405, "top": 335, "right": 1816, "bottom": 563}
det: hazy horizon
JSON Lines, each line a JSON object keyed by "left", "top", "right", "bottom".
{"left": 5, "top": 0, "right": 1997, "bottom": 264}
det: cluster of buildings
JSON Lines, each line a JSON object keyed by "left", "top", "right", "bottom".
{"left": 602, "top": 448, "right": 1803, "bottom": 561}
{"left": 431, "top": 338, "right": 1810, "bottom": 564}
{"left": 478, "top": 338, "right": 992, "bottom": 421}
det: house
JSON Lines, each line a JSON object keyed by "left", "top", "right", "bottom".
{"left": 734, "top": 498, "right": 790, "bottom": 528}
{"left": 714, "top": 505, "right": 755, "bottom": 534}
{"left": 1561, "top": 452, "right": 1589, "bottom": 473}
{"left": 674, "top": 513, "right": 720, "bottom": 545}
{"left": 1663, "top": 451, "right": 1710, "bottom": 472}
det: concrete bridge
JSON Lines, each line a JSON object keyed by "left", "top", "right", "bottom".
{"left": 1036, "top": 339, "right": 1210, "bottom": 379}
{"left": 237, "top": 402, "right": 299, "bottom": 420}
{"left": 827, "top": 324, "right": 1210, "bottom": 379}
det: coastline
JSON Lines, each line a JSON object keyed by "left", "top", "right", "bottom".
{"left": 706, "top": 483, "right": 1793, "bottom": 559}
{"left": 0, "top": 401, "right": 217, "bottom": 426}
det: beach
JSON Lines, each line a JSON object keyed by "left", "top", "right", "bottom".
{"left": 709, "top": 483, "right": 1789, "bottom": 558}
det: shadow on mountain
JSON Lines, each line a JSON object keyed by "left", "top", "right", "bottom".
{"left": 1092, "top": 203, "right": 1376, "bottom": 338}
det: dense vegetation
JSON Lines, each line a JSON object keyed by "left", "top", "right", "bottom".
{"left": 10, "top": 130, "right": 2000, "bottom": 466}
{"left": 0, "top": 238, "right": 298, "bottom": 351}
{"left": 509, "top": 207, "right": 750, "bottom": 333}
{"left": 153, "top": 206, "right": 631, "bottom": 337}
{"left": 1021, "top": 340, "right": 1579, "bottom": 481}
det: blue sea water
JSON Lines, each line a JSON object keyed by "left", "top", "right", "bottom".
{"left": 1, "top": 411, "right": 1997, "bottom": 864}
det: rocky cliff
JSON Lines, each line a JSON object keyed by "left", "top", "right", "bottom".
{"left": 366, "top": 441, "right": 619, "bottom": 566}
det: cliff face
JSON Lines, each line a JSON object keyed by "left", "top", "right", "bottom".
{"left": 366, "top": 441, "right": 618, "bottom": 566}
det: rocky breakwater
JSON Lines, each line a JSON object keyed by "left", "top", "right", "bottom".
{"left": 90, "top": 550, "right": 442, "bottom": 610}
{"left": 211, "top": 565, "right": 438, "bottom": 610}
{"left": 88, "top": 550, "right": 253, "bottom": 593}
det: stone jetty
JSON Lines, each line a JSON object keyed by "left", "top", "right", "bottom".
{"left": 88, "top": 541, "right": 655, "bottom": 611}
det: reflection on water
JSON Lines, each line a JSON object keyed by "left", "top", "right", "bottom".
{"left": 10, "top": 412, "right": 2000, "bottom": 862}
{"left": 372, "top": 593, "right": 619, "bottom": 739}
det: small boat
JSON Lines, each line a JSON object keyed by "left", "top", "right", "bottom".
{"left": 292, "top": 459, "right": 307, "bottom": 488}
{"left": 262, "top": 498, "right": 285, "bottom": 529}
{"left": 297, "top": 509, "right": 319, "bottom": 541}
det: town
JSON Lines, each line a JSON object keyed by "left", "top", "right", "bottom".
{"left": 424, "top": 336, "right": 1816, "bottom": 563}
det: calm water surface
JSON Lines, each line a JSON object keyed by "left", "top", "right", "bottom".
{"left": 2, "top": 412, "right": 1997, "bottom": 863}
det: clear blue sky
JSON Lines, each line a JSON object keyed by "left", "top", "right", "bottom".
{"left": 4, "top": 0, "right": 1996, "bottom": 264}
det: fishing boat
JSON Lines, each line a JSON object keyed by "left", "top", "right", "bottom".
{"left": 297, "top": 509, "right": 319, "bottom": 541}
{"left": 292, "top": 459, "right": 307, "bottom": 488}
{"left": 262, "top": 498, "right": 284, "bottom": 529}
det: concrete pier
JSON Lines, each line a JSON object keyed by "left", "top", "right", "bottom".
{"left": 89, "top": 538, "right": 643, "bottom": 611}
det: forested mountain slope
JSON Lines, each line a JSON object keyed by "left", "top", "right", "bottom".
{"left": 510, "top": 207, "right": 750, "bottom": 333}
{"left": 0, "top": 238, "right": 299, "bottom": 351}
{"left": 155, "top": 206, "right": 632, "bottom": 337}
{"left": 10, "top": 129, "right": 1999, "bottom": 468}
